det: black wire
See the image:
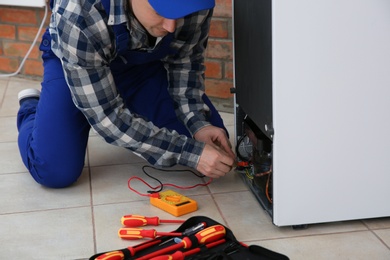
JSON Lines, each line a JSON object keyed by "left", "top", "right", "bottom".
{"left": 142, "top": 165, "right": 164, "bottom": 193}
{"left": 142, "top": 165, "right": 206, "bottom": 194}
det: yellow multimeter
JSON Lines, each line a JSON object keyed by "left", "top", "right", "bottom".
{"left": 150, "top": 190, "right": 197, "bottom": 216}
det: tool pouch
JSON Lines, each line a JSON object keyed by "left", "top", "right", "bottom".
{"left": 89, "top": 215, "right": 289, "bottom": 260}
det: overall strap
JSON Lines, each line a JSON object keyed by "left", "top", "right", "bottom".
{"left": 100, "top": 0, "right": 130, "bottom": 55}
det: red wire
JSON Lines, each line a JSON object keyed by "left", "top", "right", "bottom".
{"left": 128, "top": 176, "right": 213, "bottom": 197}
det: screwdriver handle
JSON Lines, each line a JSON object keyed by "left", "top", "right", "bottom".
{"left": 118, "top": 228, "right": 157, "bottom": 240}
{"left": 95, "top": 250, "right": 124, "bottom": 260}
{"left": 149, "top": 239, "right": 226, "bottom": 260}
{"left": 118, "top": 228, "right": 182, "bottom": 240}
{"left": 148, "top": 251, "right": 184, "bottom": 260}
{"left": 136, "top": 225, "right": 226, "bottom": 260}
{"left": 195, "top": 225, "right": 226, "bottom": 244}
{"left": 94, "top": 239, "right": 162, "bottom": 259}
{"left": 121, "top": 215, "right": 160, "bottom": 227}
{"left": 136, "top": 237, "right": 192, "bottom": 260}
{"left": 121, "top": 215, "right": 185, "bottom": 227}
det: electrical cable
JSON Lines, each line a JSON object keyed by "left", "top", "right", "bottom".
{"left": 0, "top": 4, "right": 48, "bottom": 78}
{"left": 128, "top": 165, "right": 212, "bottom": 197}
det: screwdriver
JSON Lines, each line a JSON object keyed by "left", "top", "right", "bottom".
{"left": 94, "top": 239, "right": 162, "bottom": 260}
{"left": 119, "top": 222, "right": 207, "bottom": 240}
{"left": 121, "top": 215, "right": 185, "bottom": 227}
{"left": 158, "top": 222, "right": 206, "bottom": 246}
{"left": 135, "top": 225, "right": 226, "bottom": 260}
{"left": 118, "top": 227, "right": 182, "bottom": 240}
{"left": 149, "top": 238, "right": 226, "bottom": 260}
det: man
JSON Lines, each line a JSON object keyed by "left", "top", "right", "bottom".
{"left": 17, "top": 0, "right": 235, "bottom": 188}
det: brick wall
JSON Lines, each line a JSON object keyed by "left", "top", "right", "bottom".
{"left": 0, "top": 5, "right": 48, "bottom": 78}
{"left": 0, "top": 1, "right": 234, "bottom": 110}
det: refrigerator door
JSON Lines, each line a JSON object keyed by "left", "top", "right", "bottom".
{"left": 271, "top": 0, "right": 390, "bottom": 226}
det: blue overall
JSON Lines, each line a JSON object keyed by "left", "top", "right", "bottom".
{"left": 16, "top": 1, "right": 226, "bottom": 188}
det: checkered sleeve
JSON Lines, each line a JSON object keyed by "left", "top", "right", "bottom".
{"left": 163, "top": 10, "right": 214, "bottom": 136}
{"left": 49, "top": 0, "right": 204, "bottom": 169}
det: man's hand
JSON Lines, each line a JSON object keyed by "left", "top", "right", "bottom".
{"left": 194, "top": 125, "right": 236, "bottom": 178}
{"left": 194, "top": 125, "right": 235, "bottom": 158}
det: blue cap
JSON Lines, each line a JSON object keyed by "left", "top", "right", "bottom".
{"left": 148, "top": 0, "right": 215, "bottom": 19}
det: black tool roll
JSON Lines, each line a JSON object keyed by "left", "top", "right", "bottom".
{"left": 89, "top": 216, "right": 289, "bottom": 260}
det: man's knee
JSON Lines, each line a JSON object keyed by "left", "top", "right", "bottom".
{"left": 29, "top": 162, "right": 84, "bottom": 188}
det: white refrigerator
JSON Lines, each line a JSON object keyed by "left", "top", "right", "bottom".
{"left": 233, "top": 0, "right": 390, "bottom": 226}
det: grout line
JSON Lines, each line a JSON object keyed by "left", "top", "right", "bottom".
{"left": 205, "top": 184, "right": 232, "bottom": 230}
{"left": 361, "top": 219, "right": 390, "bottom": 250}
{"left": 240, "top": 229, "right": 380, "bottom": 243}
{"left": 0, "top": 80, "right": 8, "bottom": 110}
{"left": 86, "top": 145, "right": 98, "bottom": 255}
{"left": 0, "top": 205, "right": 91, "bottom": 216}
{"left": 370, "top": 228, "right": 390, "bottom": 251}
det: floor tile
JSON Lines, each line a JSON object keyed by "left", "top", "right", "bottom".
{"left": 207, "top": 170, "right": 248, "bottom": 193}
{"left": 0, "top": 116, "right": 18, "bottom": 142}
{"left": 220, "top": 111, "right": 234, "bottom": 126}
{"left": 0, "top": 142, "right": 26, "bottom": 174}
{"left": 0, "top": 170, "right": 90, "bottom": 214}
{"left": 254, "top": 231, "right": 390, "bottom": 260}
{"left": 213, "top": 190, "right": 368, "bottom": 241}
{"left": 363, "top": 217, "right": 390, "bottom": 229}
{"left": 0, "top": 79, "right": 8, "bottom": 106}
{"left": 87, "top": 135, "right": 144, "bottom": 167}
{"left": 0, "top": 207, "right": 94, "bottom": 259}
{"left": 0, "top": 78, "right": 41, "bottom": 117}
{"left": 374, "top": 228, "right": 390, "bottom": 248}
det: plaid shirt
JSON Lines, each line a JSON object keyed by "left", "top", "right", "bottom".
{"left": 49, "top": 0, "right": 213, "bottom": 169}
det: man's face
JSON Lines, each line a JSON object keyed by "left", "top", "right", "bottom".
{"left": 130, "top": 0, "right": 177, "bottom": 37}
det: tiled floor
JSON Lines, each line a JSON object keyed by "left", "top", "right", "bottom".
{"left": 1, "top": 77, "right": 390, "bottom": 260}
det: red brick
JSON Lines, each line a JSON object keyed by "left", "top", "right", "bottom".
{"left": 205, "top": 79, "right": 233, "bottom": 99}
{"left": 0, "top": 25, "right": 16, "bottom": 40}
{"left": 206, "top": 40, "right": 233, "bottom": 60}
{"left": 18, "top": 26, "right": 42, "bottom": 41}
{"left": 224, "top": 61, "right": 233, "bottom": 80}
{"left": 0, "top": 8, "right": 38, "bottom": 25}
{"left": 209, "top": 19, "right": 229, "bottom": 38}
{"left": 214, "top": 0, "right": 232, "bottom": 18}
{"left": 205, "top": 60, "right": 222, "bottom": 79}
{"left": 0, "top": 56, "right": 19, "bottom": 72}
{"left": 24, "top": 59, "right": 43, "bottom": 76}
{"left": 3, "top": 42, "right": 40, "bottom": 59}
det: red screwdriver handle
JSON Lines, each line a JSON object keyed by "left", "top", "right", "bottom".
{"left": 94, "top": 239, "right": 162, "bottom": 259}
{"left": 118, "top": 228, "right": 182, "bottom": 240}
{"left": 149, "top": 239, "right": 226, "bottom": 260}
{"left": 121, "top": 215, "right": 185, "bottom": 227}
{"left": 95, "top": 250, "right": 124, "bottom": 260}
{"left": 118, "top": 228, "right": 157, "bottom": 240}
{"left": 136, "top": 237, "right": 192, "bottom": 260}
{"left": 195, "top": 225, "right": 226, "bottom": 244}
{"left": 148, "top": 251, "right": 184, "bottom": 260}
{"left": 136, "top": 225, "right": 226, "bottom": 260}
{"left": 121, "top": 215, "right": 160, "bottom": 227}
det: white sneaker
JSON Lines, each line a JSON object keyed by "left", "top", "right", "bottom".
{"left": 18, "top": 89, "right": 41, "bottom": 105}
